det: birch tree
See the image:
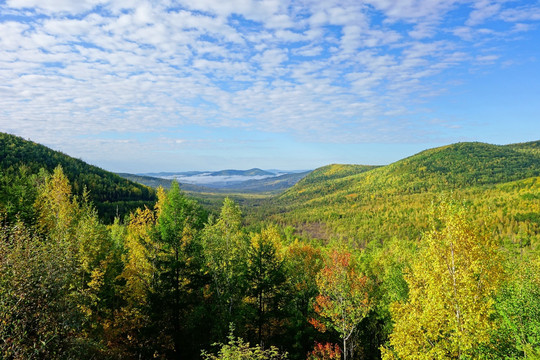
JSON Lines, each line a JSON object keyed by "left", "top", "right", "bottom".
{"left": 382, "top": 203, "right": 503, "bottom": 359}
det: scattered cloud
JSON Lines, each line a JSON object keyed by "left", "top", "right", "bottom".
{"left": 0, "top": 0, "right": 539, "bottom": 170}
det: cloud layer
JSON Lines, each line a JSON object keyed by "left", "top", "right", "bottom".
{"left": 1, "top": 0, "right": 539, "bottom": 170}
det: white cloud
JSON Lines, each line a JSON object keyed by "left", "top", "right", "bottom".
{"left": 499, "top": 5, "right": 540, "bottom": 22}
{"left": 293, "top": 44, "right": 323, "bottom": 57}
{"left": 0, "top": 0, "right": 539, "bottom": 169}
{"left": 365, "top": 0, "right": 459, "bottom": 21}
{"left": 7, "top": 0, "right": 107, "bottom": 14}
{"left": 511, "top": 23, "right": 536, "bottom": 33}
{"left": 476, "top": 54, "right": 499, "bottom": 63}
{"left": 467, "top": 0, "right": 502, "bottom": 26}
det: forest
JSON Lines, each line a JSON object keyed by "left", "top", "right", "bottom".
{"left": 0, "top": 133, "right": 157, "bottom": 223}
{"left": 0, "top": 133, "right": 539, "bottom": 359}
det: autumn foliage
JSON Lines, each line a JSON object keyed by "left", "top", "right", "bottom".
{"left": 312, "top": 249, "right": 372, "bottom": 360}
{"left": 307, "top": 342, "right": 342, "bottom": 360}
{"left": 2, "top": 137, "right": 540, "bottom": 359}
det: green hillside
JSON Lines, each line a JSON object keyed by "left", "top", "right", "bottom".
{"left": 277, "top": 164, "right": 378, "bottom": 203}
{"left": 506, "top": 139, "right": 540, "bottom": 156}
{"left": 263, "top": 141, "right": 540, "bottom": 243}
{"left": 282, "top": 141, "right": 540, "bottom": 201}
{"left": 0, "top": 132, "right": 156, "bottom": 222}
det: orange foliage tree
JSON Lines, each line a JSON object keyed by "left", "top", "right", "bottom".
{"left": 307, "top": 342, "right": 342, "bottom": 360}
{"left": 312, "top": 249, "right": 372, "bottom": 360}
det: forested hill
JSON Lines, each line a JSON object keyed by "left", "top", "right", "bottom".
{"left": 281, "top": 141, "right": 540, "bottom": 202}
{"left": 0, "top": 132, "right": 156, "bottom": 222}
{"left": 507, "top": 139, "right": 540, "bottom": 156}
{"left": 269, "top": 141, "right": 540, "bottom": 242}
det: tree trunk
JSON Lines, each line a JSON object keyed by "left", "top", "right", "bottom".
{"left": 174, "top": 247, "right": 181, "bottom": 359}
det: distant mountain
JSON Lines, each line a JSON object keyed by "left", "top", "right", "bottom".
{"left": 135, "top": 167, "right": 308, "bottom": 191}
{"left": 117, "top": 173, "right": 216, "bottom": 192}
{"left": 141, "top": 168, "right": 275, "bottom": 178}
{"left": 0, "top": 132, "right": 156, "bottom": 222}
{"left": 119, "top": 170, "right": 311, "bottom": 194}
{"left": 218, "top": 171, "right": 311, "bottom": 193}
{"left": 142, "top": 171, "right": 205, "bottom": 177}
{"left": 209, "top": 168, "right": 274, "bottom": 176}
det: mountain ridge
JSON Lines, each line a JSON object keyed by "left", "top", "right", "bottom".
{"left": 281, "top": 140, "right": 540, "bottom": 201}
{"left": 118, "top": 170, "right": 311, "bottom": 194}
{"left": 266, "top": 140, "right": 540, "bottom": 241}
{"left": 141, "top": 168, "right": 276, "bottom": 178}
{"left": 0, "top": 132, "right": 156, "bottom": 222}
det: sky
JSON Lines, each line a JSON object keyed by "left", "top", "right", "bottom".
{"left": 1, "top": 0, "right": 539, "bottom": 173}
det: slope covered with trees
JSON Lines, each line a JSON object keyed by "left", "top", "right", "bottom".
{"left": 0, "top": 132, "right": 156, "bottom": 222}
{"left": 280, "top": 141, "right": 540, "bottom": 203}
{"left": 262, "top": 141, "right": 540, "bottom": 243}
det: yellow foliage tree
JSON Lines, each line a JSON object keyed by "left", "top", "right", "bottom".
{"left": 110, "top": 206, "right": 157, "bottom": 357}
{"left": 35, "top": 166, "right": 78, "bottom": 244}
{"left": 122, "top": 206, "right": 157, "bottom": 304}
{"left": 382, "top": 203, "right": 503, "bottom": 359}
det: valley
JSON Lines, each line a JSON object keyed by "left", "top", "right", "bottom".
{"left": 1, "top": 132, "right": 539, "bottom": 359}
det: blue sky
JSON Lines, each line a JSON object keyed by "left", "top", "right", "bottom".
{"left": 1, "top": 0, "right": 539, "bottom": 172}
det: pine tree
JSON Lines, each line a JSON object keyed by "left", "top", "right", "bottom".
{"left": 246, "top": 227, "right": 287, "bottom": 347}
{"left": 154, "top": 182, "right": 205, "bottom": 358}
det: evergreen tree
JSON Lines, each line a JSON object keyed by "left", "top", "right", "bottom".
{"left": 246, "top": 227, "right": 287, "bottom": 347}
{"left": 154, "top": 182, "right": 206, "bottom": 358}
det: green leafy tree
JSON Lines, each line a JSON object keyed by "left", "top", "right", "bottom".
{"left": 202, "top": 198, "right": 249, "bottom": 338}
{"left": 282, "top": 240, "right": 324, "bottom": 359}
{"left": 154, "top": 182, "right": 206, "bottom": 358}
{"left": 0, "top": 165, "right": 38, "bottom": 224}
{"left": 0, "top": 218, "right": 90, "bottom": 358}
{"left": 246, "top": 226, "right": 287, "bottom": 347}
{"left": 495, "top": 256, "right": 540, "bottom": 358}
{"left": 355, "top": 237, "right": 416, "bottom": 358}
{"left": 34, "top": 166, "right": 79, "bottom": 244}
{"left": 0, "top": 167, "right": 107, "bottom": 358}
{"left": 76, "top": 191, "right": 121, "bottom": 336}
{"left": 111, "top": 206, "right": 158, "bottom": 358}
{"left": 202, "top": 326, "right": 287, "bottom": 360}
